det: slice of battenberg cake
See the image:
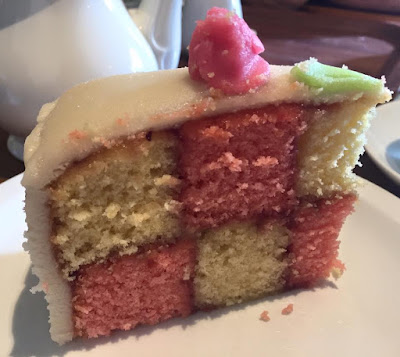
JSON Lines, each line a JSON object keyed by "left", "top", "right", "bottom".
{"left": 22, "top": 8, "right": 391, "bottom": 344}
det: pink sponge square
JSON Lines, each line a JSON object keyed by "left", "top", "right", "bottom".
{"left": 179, "top": 104, "right": 308, "bottom": 228}
{"left": 287, "top": 194, "right": 356, "bottom": 288}
{"left": 72, "top": 239, "right": 196, "bottom": 338}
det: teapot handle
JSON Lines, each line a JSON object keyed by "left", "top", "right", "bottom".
{"left": 130, "top": 0, "right": 182, "bottom": 70}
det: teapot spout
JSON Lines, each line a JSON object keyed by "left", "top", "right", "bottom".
{"left": 129, "top": 0, "right": 182, "bottom": 70}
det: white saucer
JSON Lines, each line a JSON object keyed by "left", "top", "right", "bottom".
{"left": 366, "top": 100, "right": 400, "bottom": 185}
{"left": 1, "top": 174, "right": 400, "bottom": 356}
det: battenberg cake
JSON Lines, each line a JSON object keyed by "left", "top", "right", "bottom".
{"left": 22, "top": 8, "right": 391, "bottom": 344}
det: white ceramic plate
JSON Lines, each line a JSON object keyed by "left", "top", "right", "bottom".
{"left": 1, "top": 174, "right": 400, "bottom": 357}
{"left": 366, "top": 100, "right": 400, "bottom": 185}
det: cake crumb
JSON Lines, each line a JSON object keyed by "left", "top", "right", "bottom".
{"left": 154, "top": 175, "right": 181, "bottom": 187}
{"left": 68, "top": 130, "right": 87, "bottom": 140}
{"left": 260, "top": 310, "right": 270, "bottom": 322}
{"left": 252, "top": 156, "right": 279, "bottom": 167}
{"left": 202, "top": 126, "right": 233, "bottom": 141}
{"left": 281, "top": 303, "right": 294, "bottom": 315}
{"left": 42, "top": 282, "right": 49, "bottom": 293}
{"left": 183, "top": 265, "right": 191, "bottom": 280}
{"left": 249, "top": 114, "right": 260, "bottom": 123}
{"left": 208, "top": 87, "right": 225, "bottom": 98}
{"left": 116, "top": 118, "right": 128, "bottom": 127}
{"left": 206, "top": 152, "right": 245, "bottom": 173}
{"left": 103, "top": 203, "right": 121, "bottom": 219}
{"left": 331, "top": 259, "right": 346, "bottom": 280}
{"left": 92, "top": 136, "right": 118, "bottom": 149}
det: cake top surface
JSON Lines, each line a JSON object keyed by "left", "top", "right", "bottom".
{"left": 22, "top": 64, "right": 391, "bottom": 189}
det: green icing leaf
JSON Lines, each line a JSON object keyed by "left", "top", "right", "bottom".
{"left": 290, "top": 59, "right": 382, "bottom": 94}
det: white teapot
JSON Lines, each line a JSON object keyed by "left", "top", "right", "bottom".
{"left": 0, "top": 0, "right": 241, "bottom": 159}
{"left": 0, "top": 0, "right": 182, "bottom": 158}
{"left": 129, "top": 0, "right": 183, "bottom": 71}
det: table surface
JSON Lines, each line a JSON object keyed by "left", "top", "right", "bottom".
{"left": 1, "top": 3, "right": 399, "bottom": 198}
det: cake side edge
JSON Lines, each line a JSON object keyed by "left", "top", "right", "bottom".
{"left": 24, "top": 188, "right": 74, "bottom": 344}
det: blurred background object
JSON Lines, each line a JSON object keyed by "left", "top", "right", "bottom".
{"left": 243, "top": 0, "right": 400, "bottom": 13}
{"left": 0, "top": 0, "right": 160, "bottom": 160}
{"left": 330, "top": 0, "right": 400, "bottom": 13}
{"left": 242, "top": 0, "right": 400, "bottom": 94}
{"left": 128, "top": 0, "right": 182, "bottom": 70}
{"left": 123, "top": 0, "right": 142, "bottom": 7}
{"left": 248, "top": 0, "right": 309, "bottom": 9}
{"left": 182, "top": 0, "right": 243, "bottom": 51}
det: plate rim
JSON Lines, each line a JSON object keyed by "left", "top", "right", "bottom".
{"left": 366, "top": 100, "right": 400, "bottom": 185}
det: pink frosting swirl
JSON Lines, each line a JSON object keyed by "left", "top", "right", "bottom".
{"left": 188, "top": 7, "right": 270, "bottom": 95}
